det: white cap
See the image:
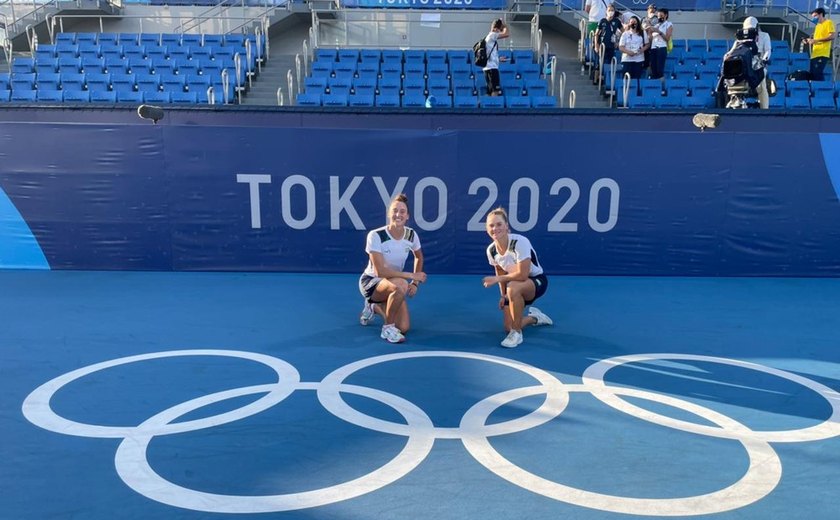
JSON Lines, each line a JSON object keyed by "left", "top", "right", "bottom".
{"left": 743, "top": 17, "right": 758, "bottom": 29}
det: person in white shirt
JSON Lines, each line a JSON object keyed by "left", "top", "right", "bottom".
{"left": 358, "top": 194, "right": 427, "bottom": 344}
{"left": 585, "top": 0, "right": 615, "bottom": 40}
{"left": 482, "top": 207, "right": 553, "bottom": 349}
{"left": 619, "top": 16, "right": 648, "bottom": 80}
{"left": 483, "top": 18, "right": 510, "bottom": 96}
{"left": 647, "top": 8, "right": 673, "bottom": 79}
{"left": 726, "top": 17, "right": 771, "bottom": 109}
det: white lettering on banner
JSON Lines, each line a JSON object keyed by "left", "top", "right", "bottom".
{"left": 330, "top": 176, "right": 365, "bottom": 230}
{"left": 236, "top": 174, "right": 272, "bottom": 229}
{"left": 548, "top": 178, "right": 580, "bottom": 232}
{"left": 413, "top": 177, "right": 447, "bottom": 231}
{"left": 238, "top": 175, "right": 620, "bottom": 232}
{"left": 281, "top": 175, "right": 316, "bottom": 230}
{"left": 588, "top": 178, "right": 620, "bottom": 233}
{"left": 509, "top": 178, "right": 540, "bottom": 232}
{"left": 373, "top": 176, "right": 409, "bottom": 209}
{"left": 467, "top": 178, "right": 499, "bottom": 232}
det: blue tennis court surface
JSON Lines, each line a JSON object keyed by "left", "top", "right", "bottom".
{"left": 2, "top": 271, "right": 839, "bottom": 519}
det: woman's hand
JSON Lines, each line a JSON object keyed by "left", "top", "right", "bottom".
{"left": 498, "top": 296, "right": 507, "bottom": 310}
{"left": 482, "top": 276, "right": 499, "bottom": 288}
{"left": 407, "top": 283, "right": 418, "bottom": 298}
{"left": 412, "top": 272, "right": 427, "bottom": 284}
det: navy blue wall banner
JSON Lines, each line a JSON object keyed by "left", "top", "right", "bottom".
{"left": 341, "top": 0, "right": 508, "bottom": 8}
{"left": 1, "top": 108, "right": 840, "bottom": 276}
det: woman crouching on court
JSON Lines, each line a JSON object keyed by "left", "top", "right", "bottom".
{"left": 358, "top": 194, "right": 427, "bottom": 344}
{"left": 482, "top": 207, "right": 553, "bottom": 348}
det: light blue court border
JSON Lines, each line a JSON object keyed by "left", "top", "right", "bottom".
{"left": 1, "top": 272, "right": 839, "bottom": 520}
{"left": 819, "top": 133, "right": 840, "bottom": 202}
{"left": 0, "top": 186, "right": 49, "bottom": 269}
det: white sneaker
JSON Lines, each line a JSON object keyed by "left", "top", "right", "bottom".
{"left": 359, "top": 302, "right": 376, "bottom": 326}
{"left": 380, "top": 324, "right": 405, "bottom": 344}
{"left": 528, "top": 307, "right": 553, "bottom": 326}
{"left": 500, "top": 330, "right": 523, "bottom": 348}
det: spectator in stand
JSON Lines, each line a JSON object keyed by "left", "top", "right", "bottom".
{"left": 641, "top": 4, "right": 658, "bottom": 72}
{"left": 726, "top": 17, "right": 771, "bottom": 109}
{"left": 804, "top": 8, "right": 836, "bottom": 81}
{"left": 619, "top": 16, "right": 648, "bottom": 81}
{"left": 647, "top": 8, "right": 673, "bottom": 80}
{"left": 482, "top": 18, "right": 510, "bottom": 97}
{"left": 585, "top": 0, "right": 615, "bottom": 45}
{"left": 596, "top": 5, "right": 624, "bottom": 67}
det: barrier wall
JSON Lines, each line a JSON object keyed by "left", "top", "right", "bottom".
{"left": 1, "top": 107, "right": 840, "bottom": 276}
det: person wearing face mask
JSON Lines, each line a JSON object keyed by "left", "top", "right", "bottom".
{"left": 641, "top": 4, "right": 658, "bottom": 72}
{"left": 596, "top": 5, "right": 624, "bottom": 67}
{"left": 804, "top": 8, "right": 836, "bottom": 81}
{"left": 619, "top": 16, "right": 648, "bottom": 82}
{"left": 585, "top": 0, "right": 615, "bottom": 44}
{"left": 647, "top": 8, "right": 673, "bottom": 80}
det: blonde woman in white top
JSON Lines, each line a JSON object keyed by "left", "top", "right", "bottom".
{"left": 482, "top": 207, "right": 553, "bottom": 349}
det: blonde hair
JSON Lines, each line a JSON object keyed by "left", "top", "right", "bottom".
{"left": 486, "top": 207, "right": 509, "bottom": 223}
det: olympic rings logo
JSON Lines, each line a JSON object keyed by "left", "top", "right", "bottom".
{"left": 22, "top": 350, "right": 840, "bottom": 516}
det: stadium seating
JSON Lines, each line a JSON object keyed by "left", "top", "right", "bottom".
{"left": 298, "top": 47, "right": 555, "bottom": 109}
{"left": 5, "top": 30, "right": 264, "bottom": 105}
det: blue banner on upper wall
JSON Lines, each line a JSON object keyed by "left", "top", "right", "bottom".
{"left": 1, "top": 110, "right": 840, "bottom": 276}
{"left": 341, "top": 0, "right": 507, "bottom": 9}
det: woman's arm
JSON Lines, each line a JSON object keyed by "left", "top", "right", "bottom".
{"left": 369, "top": 252, "right": 413, "bottom": 280}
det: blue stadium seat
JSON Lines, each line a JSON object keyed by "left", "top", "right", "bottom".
{"left": 85, "top": 73, "right": 111, "bottom": 92}
{"left": 321, "top": 93, "right": 350, "bottom": 107}
{"left": 810, "top": 92, "right": 836, "bottom": 110}
{"left": 381, "top": 49, "right": 402, "bottom": 63}
{"left": 786, "top": 80, "right": 810, "bottom": 97}
{"left": 12, "top": 58, "right": 35, "bottom": 74}
{"left": 348, "top": 93, "right": 375, "bottom": 107}
{"left": 296, "top": 92, "right": 321, "bottom": 106}
{"left": 360, "top": 49, "right": 381, "bottom": 62}
{"left": 785, "top": 92, "right": 810, "bottom": 109}
{"left": 479, "top": 96, "right": 504, "bottom": 109}
{"left": 37, "top": 90, "right": 64, "bottom": 102}
{"left": 375, "top": 94, "right": 400, "bottom": 107}
{"left": 11, "top": 90, "right": 37, "bottom": 102}
{"left": 36, "top": 72, "right": 61, "bottom": 91}
{"left": 531, "top": 96, "right": 557, "bottom": 108}
{"left": 89, "top": 90, "right": 117, "bottom": 102}
{"left": 402, "top": 94, "right": 426, "bottom": 108}
{"left": 60, "top": 73, "right": 85, "bottom": 91}
{"left": 117, "top": 91, "right": 144, "bottom": 103}
{"left": 664, "top": 78, "right": 689, "bottom": 96}
{"left": 655, "top": 93, "right": 682, "bottom": 108}
{"left": 453, "top": 95, "right": 478, "bottom": 108}
{"left": 639, "top": 79, "right": 663, "bottom": 97}
{"left": 0, "top": 90, "right": 10, "bottom": 102}
{"left": 98, "top": 33, "right": 118, "bottom": 45}
{"left": 55, "top": 33, "right": 76, "bottom": 45}
{"left": 111, "top": 73, "right": 136, "bottom": 92}
{"left": 811, "top": 81, "right": 834, "bottom": 96}
{"left": 627, "top": 93, "right": 656, "bottom": 108}
{"left": 524, "top": 78, "right": 548, "bottom": 97}
{"left": 170, "top": 91, "right": 198, "bottom": 103}
{"left": 35, "top": 45, "right": 57, "bottom": 59}
{"left": 63, "top": 90, "right": 91, "bottom": 102}
{"left": 36, "top": 57, "right": 59, "bottom": 73}
{"left": 144, "top": 91, "right": 171, "bottom": 103}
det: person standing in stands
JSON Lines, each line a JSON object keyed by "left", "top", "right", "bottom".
{"left": 482, "top": 207, "right": 553, "bottom": 349}
{"left": 641, "top": 4, "right": 658, "bottom": 74}
{"left": 483, "top": 18, "right": 510, "bottom": 97}
{"left": 619, "top": 16, "right": 648, "bottom": 81}
{"left": 358, "top": 194, "right": 426, "bottom": 344}
{"left": 585, "top": 0, "right": 614, "bottom": 44}
{"left": 647, "top": 8, "right": 673, "bottom": 80}
{"left": 596, "top": 5, "right": 624, "bottom": 67}
{"left": 804, "top": 8, "right": 836, "bottom": 81}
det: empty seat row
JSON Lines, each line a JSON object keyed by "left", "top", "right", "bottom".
{"left": 314, "top": 48, "right": 536, "bottom": 65}
{"left": 296, "top": 92, "right": 556, "bottom": 108}
{"left": 0, "top": 89, "right": 224, "bottom": 104}
{"left": 53, "top": 32, "right": 258, "bottom": 50}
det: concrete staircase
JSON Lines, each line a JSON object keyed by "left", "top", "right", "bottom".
{"left": 240, "top": 53, "right": 298, "bottom": 106}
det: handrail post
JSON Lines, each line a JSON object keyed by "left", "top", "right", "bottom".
{"left": 221, "top": 69, "right": 230, "bottom": 104}
{"left": 287, "top": 69, "right": 295, "bottom": 105}
{"left": 622, "top": 71, "right": 631, "bottom": 108}
{"left": 569, "top": 89, "right": 576, "bottom": 109}
{"left": 295, "top": 53, "right": 301, "bottom": 95}
{"left": 207, "top": 86, "right": 215, "bottom": 106}
{"left": 276, "top": 87, "right": 284, "bottom": 106}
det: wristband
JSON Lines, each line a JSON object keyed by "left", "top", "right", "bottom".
{"left": 410, "top": 280, "right": 419, "bottom": 287}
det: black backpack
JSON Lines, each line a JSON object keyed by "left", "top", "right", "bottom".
{"left": 473, "top": 38, "right": 497, "bottom": 67}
